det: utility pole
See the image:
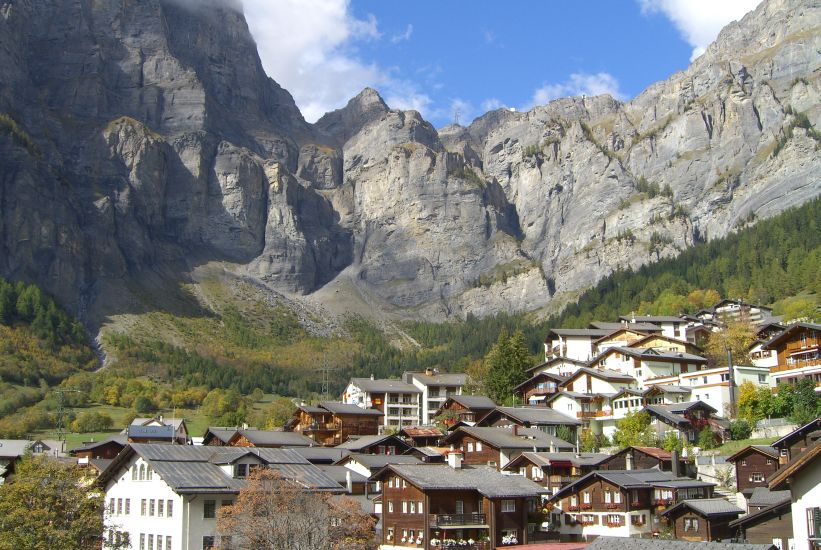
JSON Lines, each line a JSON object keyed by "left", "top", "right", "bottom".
{"left": 54, "top": 389, "right": 82, "bottom": 444}
{"left": 726, "top": 345, "right": 736, "bottom": 419}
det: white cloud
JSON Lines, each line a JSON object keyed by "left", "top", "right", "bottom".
{"left": 525, "top": 72, "right": 625, "bottom": 110}
{"left": 383, "top": 92, "right": 433, "bottom": 114}
{"left": 638, "top": 0, "right": 760, "bottom": 60}
{"left": 241, "top": 0, "right": 386, "bottom": 122}
{"left": 391, "top": 24, "right": 413, "bottom": 44}
{"left": 481, "top": 98, "right": 505, "bottom": 112}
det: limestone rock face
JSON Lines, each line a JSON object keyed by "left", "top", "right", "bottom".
{"left": 0, "top": 0, "right": 818, "bottom": 324}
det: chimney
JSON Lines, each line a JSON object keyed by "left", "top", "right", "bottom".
{"left": 159, "top": 414, "right": 164, "bottom": 424}
{"left": 512, "top": 425, "right": 519, "bottom": 436}
{"left": 370, "top": 374, "right": 375, "bottom": 380}
{"left": 671, "top": 449, "right": 680, "bottom": 477}
{"left": 242, "top": 422, "right": 248, "bottom": 430}
{"left": 625, "top": 451, "right": 633, "bottom": 471}
{"left": 346, "top": 470, "right": 353, "bottom": 493}
{"left": 549, "top": 443, "right": 556, "bottom": 453}
{"left": 447, "top": 447, "right": 463, "bottom": 469}
{"left": 425, "top": 368, "right": 434, "bottom": 375}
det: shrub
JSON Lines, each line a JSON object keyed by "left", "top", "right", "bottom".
{"left": 729, "top": 419, "right": 753, "bottom": 440}
{"left": 698, "top": 427, "right": 717, "bottom": 449}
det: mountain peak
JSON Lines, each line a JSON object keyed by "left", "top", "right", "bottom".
{"left": 314, "top": 87, "right": 390, "bottom": 147}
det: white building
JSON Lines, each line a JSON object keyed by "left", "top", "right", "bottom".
{"left": 617, "top": 315, "right": 690, "bottom": 340}
{"left": 769, "top": 439, "right": 821, "bottom": 550}
{"left": 545, "top": 328, "right": 612, "bottom": 362}
{"left": 343, "top": 377, "right": 421, "bottom": 429}
{"left": 99, "top": 444, "right": 341, "bottom": 550}
{"left": 402, "top": 369, "right": 467, "bottom": 425}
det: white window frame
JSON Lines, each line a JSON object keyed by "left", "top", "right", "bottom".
{"left": 502, "top": 500, "right": 516, "bottom": 513}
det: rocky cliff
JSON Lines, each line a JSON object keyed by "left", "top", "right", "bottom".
{"left": 0, "top": 0, "right": 819, "bottom": 329}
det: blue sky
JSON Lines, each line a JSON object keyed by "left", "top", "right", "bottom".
{"left": 241, "top": 0, "right": 761, "bottom": 126}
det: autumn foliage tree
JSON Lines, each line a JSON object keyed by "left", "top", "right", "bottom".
{"left": 217, "top": 469, "right": 375, "bottom": 550}
{"left": 705, "top": 316, "right": 758, "bottom": 369}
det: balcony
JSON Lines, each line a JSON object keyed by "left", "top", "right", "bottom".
{"left": 631, "top": 516, "right": 647, "bottom": 526}
{"left": 605, "top": 503, "right": 621, "bottom": 510}
{"left": 576, "top": 411, "right": 607, "bottom": 419}
{"left": 772, "top": 358, "right": 821, "bottom": 373}
{"left": 434, "top": 541, "right": 490, "bottom": 550}
{"left": 653, "top": 499, "right": 671, "bottom": 507}
{"left": 304, "top": 422, "right": 341, "bottom": 432}
{"left": 430, "top": 513, "right": 488, "bottom": 528}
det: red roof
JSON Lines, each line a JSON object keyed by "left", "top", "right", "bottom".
{"left": 633, "top": 446, "right": 672, "bottom": 460}
{"left": 401, "top": 427, "right": 443, "bottom": 437}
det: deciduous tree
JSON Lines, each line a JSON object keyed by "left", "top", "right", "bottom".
{"left": 612, "top": 411, "right": 656, "bottom": 448}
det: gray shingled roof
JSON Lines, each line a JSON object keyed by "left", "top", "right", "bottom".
{"left": 507, "top": 451, "right": 608, "bottom": 469}
{"left": 568, "top": 366, "right": 636, "bottom": 382}
{"left": 340, "top": 453, "right": 422, "bottom": 471}
{"left": 446, "top": 426, "right": 574, "bottom": 450}
{"left": 490, "top": 406, "right": 582, "bottom": 426}
{"left": 69, "top": 435, "right": 128, "bottom": 454}
{"left": 383, "top": 464, "right": 547, "bottom": 498}
{"left": 0, "top": 440, "right": 35, "bottom": 458}
{"left": 590, "top": 321, "right": 662, "bottom": 331}
{"left": 237, "top": 429, "right": 316, "bottom": 447}
{"left": 449, "top": 395, "right": 497, "bottom": 409}
{"left": 662, "top": 498, "right": 744, "bottom": 517}
{"left": 748, "top": 487, "right": 791, "bottom": 507}
{"left": 552, "top": 469, "right": 714, "bottom": 500}
{"left": 585, "top": 536, "right": 773, "bottom": 550}
{"left": 317, "top": 465, "right": 369, "bottom": 486}
{"left": 612, "top": 346, "right": 707, "bottom": 363}
{"left": 318, "top": 402, "right": 383, "bottom": 416}
{"left": 336, "top": 434, "right": 406, "bottom": 450}
{"left": 618, "top": 315, "right": 686, "bottom": 323}
{"left": 127, "top": 425, "right": 175, "bottom": 439}
{"left": 349, "top": 378, "right": 421, "bottom": 393}
{"left": 548, "top": 328, "right": 612, "bottom": 337}
{"left": 404, "top": 371, "right": 468, "bottom": 386}
{"left": 288, "top": 447, "right": 351, "bottom": 464}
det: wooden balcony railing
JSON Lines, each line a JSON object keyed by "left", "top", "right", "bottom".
{"left": 430, "top": 513, "right": 488, "bottom": 527}
{"left": 771, "top": 358, "right": 821, "bottom": 373}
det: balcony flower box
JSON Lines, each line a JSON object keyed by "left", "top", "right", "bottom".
{"left": 605, "top": 503, "right": 620, "bottom": 509}
{"left": 654, "top": 499, "right": 669, "bottom": 507}
{"left": 568, "top": 505, "right": 580, "bottom": 511}
{"left": 581, "top": 503, "right": 593, "bottom": 510}
{"left": 630, "top": 501, "right": 641, "bottom": 507}
{"left": 605, "top": 521, "right": 623, "bottom": 528}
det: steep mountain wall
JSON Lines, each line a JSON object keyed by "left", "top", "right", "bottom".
{"left": 0, "top": 0, "right": 818, "bottom": 326}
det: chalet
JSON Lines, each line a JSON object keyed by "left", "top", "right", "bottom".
{"left": 549, "top": 469, "right": 715, "bottom": 541}
{"left": 443, "top": 426, "right": 573, "bottom": 469}
{"left": 316, "top": 465, "right": 370, "bottom": 495}
{"left": 599, "top": 446, "right": 683, "bottom": 473}
{"left": 746, "top": 486, "right": 792, "bottom": 514}
{"left": 400, "top": 426, "right": 444, "bottom": 447}
{"left": 515, "top": 371, "right": 568, "bottom": 405}
{"left": 475, "top": 406, "right": 581, "bottom": 435}
{"left": 125, "top": 417, "right": 188, "bottom": 445}
{"left": 202, "top": 427, "right": 315, "bottom": 448}
{"left": 748, "top": 321, "right": 785, "bottom": 369}
{"left": 70, "top": 435, "right": 127, "bottom": 460}
{"left": 726, "top": 445, "right": 780, "bottom": 496}
{"left": 372, "top": 455, "right": 548, "bottom": 549}
{"left": 769, "top": 440, "right": 821, "bottom": 550}
{"left": 560, "top": 367, "right": 637, "bottom": 397}
{"left": 589, "top": 321, "right": 662, "bottom": 334}
{"left": 405, "top": 446, "right": 448, "bottom": 464}
{"left": 403, "top": 370, "right": 467, "bottom": 425}
{"left": 589, "top": 346, "right": 708, "bottom": 388}
{"left": 730, "top": 497, "right": 793, "bottom": 548}
{"left": 617, "top": 315, "right": 688, "bottom": 340}
{"left": 286, "top": 446, "right": 351, "bottom": 465}
{"left": 335, "top": 453, "right": 422, "bottom": 482}
{"left": 99, "top": 444, "right": 341, "bottom": 550}
{"left": 592, "top": 327, "right": 650, "bottom": 354}
{"left": 697, "top": 299, "right": 773, "bottom": 325}
{"left": 643, "top": 400, "right": 717, "bottom": 443}
{"left": 661, "top": 498, "right": 744, "bottom": 541}
{"left": 629, "top": 333, "right": 704, "bottom": 356}
{"left": 434, "top": 395, "right": 497, "bottom": 427}
{"left": 0, "top": 438, "right": 65, "bottom": 483}
{"left": 287, "top": 401, "right": 382, "bottom": 446}
{"left": 545, "top": 328, "right": 612, "bottom": 362}
{"left": 771, "top": 418, "right": 821, "bottom": 465}
{"left": 761, "top": 322, "right": 821, "bottom": 387}
{"left": 343, "top": 376, "right": 422, "bottom": 429}
{"left": 336, "top": 434, "right": 411, "bottom": 455}
{"left": 502, "top": 452, "right": 608, "bottom": 496}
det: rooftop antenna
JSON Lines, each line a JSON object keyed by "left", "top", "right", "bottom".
{"left": 454, "top": 108, "right": 461, "bottom": 126}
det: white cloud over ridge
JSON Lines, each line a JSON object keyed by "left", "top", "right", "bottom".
{"left": 638, "top": 0, "right": 760, "bottom": 60}
{"left": 525, "top": 72, "right": 625, "bottom": 111}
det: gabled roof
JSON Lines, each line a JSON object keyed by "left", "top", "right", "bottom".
{"left": 526, "top": 356, "right": 587, "bottom": 374}
{"left": 603, "top": 346, "right": 707, "bottom": 363}
{"left": 372, "top": 463, "right": 547, "bottom": 499}
{"left": 631, "top": 446, "right": 673, "bottom": 460}
{"left": 584, "top": 536, "right": 774, "bottom": 550}
{"left": 229, "top": 429, "right": 316, "bottom": 447}
{"left": 551, "top": 469, "right": 713, "bottom": 500}
{"left": 590, "top": 321, "right": 661, "bottom": 332}
{"left": 771, "top": 417, "right": 821, "bottom": 450}
{"left": 287, "top": 447, "right": 351, "bottom": 464}
{"left": 747, "top": 487, "right": 791, "bottom": 508}
{"left": 336, "top": 434, "right": 408, "bottom": 451}
{"left": 202, "top": 427, "right": 239, "bottom": 443}
{"left": 348, "top": 378, "right": 421, "bottom": 394}
{"left": 130, "top": 417, "right": 186, "bottom": 430}
{"left": 316, "top": 465, "right": 369, "bottom": 486}
{"left": 661, "top": 498, "right": 744, "bottom": 518}
{"left": 98, "top": 444, "right": 341, "bottom": 494}
{"left": 546, "top": 328, "right": 612, "bottom": 340}
{"left": 561, "top": 366, "right": 636, "bottom": 385}
{"left": 69, "top": 435, "right": 127, "bottom": 454}
{"left": 726, "top": 445, "right": 779, "bottom": 463}
{"left": 445, "top": 395, "right": 497, "bottom": 410}
{"left": 400, "top": 426, "right": 443, "bottom": 438}
{"left": 729, "top": 498, "right": 792, "bottom": 529}
{"left": 317, "top": 402, "right": 383, "bottom": 416}
{"left": 0, "top": 440, "right": 34, "bottom": 458}
{"left": 444, "top": 426, "right": 574, "bottom": 451}
{"left": 645, "top": 384, "right": 692, "bottom": 395}
{"left": 630, "top": 333, "right": 703, "bottom": 352}
{"left": 761, "top": 322, "right": 821, "bottom": 350}
{"left": 503, "top": 451, "right": 609, "bottom": 471}
{"left": 336, "top": 453, "right": 421, "bottom": 471}
{"left": 618, "top": 315, "right": 686, "bottom": 324}
{"left": 645, "top": 401, "right": 717, "bottom": 427}
{"left": 127, "top": 425, "right": 175, "bottom": 439}
{"left": 477, "top": 406, "right": 581, "bottom": 427}
{"left": 769, "top": 440, "right": 821, "bottom": 490}
{"left": 513, "top": 371, "right": 569, "bottom": 392}
{"left": 403, "top": 371, "right": 467, "bottom": 386}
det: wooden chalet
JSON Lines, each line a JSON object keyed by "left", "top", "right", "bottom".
{"left": 400, "top": 426, "right": 444, "bottom": 447}
{"left": 761, "top": 322, "right": 821, "bottom": 387}
{"left": 661, "top": 499, "right": 744, "bottom": 541}
{"left": 502, "top": 451, "right": 608, "bottom": 496}
{"left": 730, "top": 498, "right": 793, "bottom": 548}
{"left": 514, "top": 371, "right": 568, "bottom": 405}
{"left": 201, "top": 427, "right": 315, "bottom": 448}
{"left": 335, "top": 434, "right": 411, "bottom": 455}
{"left": 726, "top": 445, "right": 780, "bottom": 496}
{"left": 288, "top": 401, "right": 382, "bottom": 446}
{"left": 69, "top": 435, "right": 127, "bottom": 460}
{"left": 475, "top": 406, "right": 581, "bottom": 434}
{"left": 599, "top": 446, "right": 684, "bottom": 473}
{"left": 443, "top": 426, "right": 573, "bottom": 469}
{"left": 771, "top": 417, "right": 821, "bottom": 465}
{"left": 434, "top": 395, "right": 497, "bottom": 428}
{"left": 372, "top": 453, "right": 547, "bottom": 549}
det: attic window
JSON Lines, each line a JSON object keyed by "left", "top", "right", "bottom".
{"left": 235, "top": 464, "right": 248, "bottom": 478}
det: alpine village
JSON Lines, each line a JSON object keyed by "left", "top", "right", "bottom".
{"left": 0, "top": 1, "right": 820, "bottom": 550}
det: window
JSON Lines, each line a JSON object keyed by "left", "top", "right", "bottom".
{"left": 410, "top": 502, "right": 416, "bottom": 514}
{"left": 419, "top": 501, "right": 424, "bottom": 514}
{"left": 402, "top": 479, "right": 407, "bottom": 488}
{"left": 234, "top": 464, "right": 248, "bottom": 478}
{"left": 455, "top": 500, "right": 464, "bottom": 514}
{"left": 377, "top": 445, "right": 386, "bottom": 454}
{"left": 402, "top": 501, "right": 407, "bottom": 513}
{"left": 780, "top": 448, "right": 788, "bottom": 457}
{"left": 684, "top": 517, "right": 699, "bottom": 531}
{"left": 388, "top": 446, "right": 396, "bottom": 455}
{"left": 125, "top": 499, "right": 130, "bottom": 515}
{"left": 167, "top": 500, "right": 173, "bottom": 518}
{"left": 583, "top": 492, "right": 590, "bottom": 504}
{"left": 607, "top": 514, "right": 622, "bottom": 526}
{"left": 750, "top": 473, "right": 765, "bottom": 482}
{"left": 604, "top": 491, "right": 611, "bottom": 504}
{"left": 140, "top": 534, "right": 145, "bottom": 550}
{"left": 387, "top": 527, "right": 394, "bottom": 540}
{"left": 759, "top": 374, "right": 767, "bottom": 383}
{"left": 203, "top": 536, "right": 215, "bottom": 550}
{"left": 109, "top": 498, "right": 115, "bottom": 515}
{"left": 149, "top": 499, "right": 155, "bottom": 516}
{"left": 166, "top": 537, "right": 172, "bottom": 550}
{"left": 117, "top": 498, "right": 122, "bottom": 515}
{"left": 132, "top": 467, "right": 138, "bottom": 481}
{"left": 139, "top": 464, "right": 145, "bottom": 480}
{"left": 204, "top": 500, "right": 216, "bottom": 519}
{"left": 158, "top": 499, "right": 164, "bottom": 517}
{"left": 467, "top": 442, "right": 474, "bottom": 452}
{"left": 147, "top": 468, "right": 153, "bottom": 481}
{"left": 141, "top": 499, "right": 147, "bottom": 516}
{"left": 570, "top": 495, "right": 578, "bottom": 506}
{"left": 720, "top": 373, "right": 729, "bottom": 382}
{"left": 766, "top": 458, "right": 773, "bottom": 465}
{"left": 614, "top": 492, "right": 622, "bottom": 503}
{"left": 502, "top": 500, "right": 516, "bottom": 513}
{"left": 148, "top": 535, "right": 153, "bottom": 550}
{"left": 222, "top": 500, "right": 232, "bottom": 508}
{"left": 156, "top": 536, "right": 162, "bottom": 550}
{"left": 388, "top": 501, "right": 394, "bottom": 513}
{"left": 742, "top": 459, "right": 747, "bottom": 466}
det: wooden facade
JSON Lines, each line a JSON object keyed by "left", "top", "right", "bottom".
{"left": 600, "top": 447, "right": 678, "bottom": 472}
{"left": 772, "top": 418, "right": 821, "bottom": 465}
{"left": 435, "top": 398, "right": 495, "bottom": 428}
{"left": 666, "top": 507, "right": 741, "bottom": 541}
{"left": 730, "top": 501, "right": 793, "bottom": 548}
{"left": 451, "top": 433, "right": 503, "bottom": 467}
{"left": 290, "top": 406, "right": 381, "bottom": 446}
{"left": 727, "top": 446, "right": 780, "bottom": 494}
